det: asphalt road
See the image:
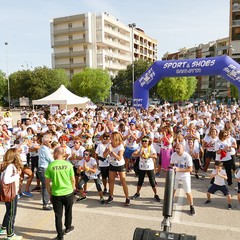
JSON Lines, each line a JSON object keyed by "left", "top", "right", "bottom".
{"left": 1, "top": 168, "right": 240, "bottom": 240}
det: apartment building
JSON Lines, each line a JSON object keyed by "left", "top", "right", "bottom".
{"left": 230, "top": 0, "right": 240, "bottom": 63}
{"left": 51, "top": 12, "right": 158, "bottom": 79}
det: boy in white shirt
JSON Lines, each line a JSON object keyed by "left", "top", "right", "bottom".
{"left": 205, "top": 161, "right": 232, "bottom": 210}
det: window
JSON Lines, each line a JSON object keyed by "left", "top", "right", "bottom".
{"left": 68, "top": 23, "right": 72, "bottom": 28}
{"left": 83, "top": 34, "right": 85, "bottom": 39}
{"left": 68, "top": 35, "right": 73, "bottom": 41}
{"left": 83, "top": 57, "right": 86, "bottom": 63}
{"left": 83, "top": 45, "right": 87, "bottom": 50}
{"left": 70, "top": 69, "right": 74, "bottom": 75}
{"left": 83, "top": 21, "right": 85, "bottom": 27}
{"left": 69, "top": 47, "right": 73, "bottom": 52}
{"left": 69, "top": 58, "right": 73, "bottom": 64}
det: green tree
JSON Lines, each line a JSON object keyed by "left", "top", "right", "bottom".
{"left": 230, "top": 83, "right": 238, "bottom": 99}
{"left": 112, "top": 59, "right": 152, "bottom": 98}
{"left": 71, "top": 68, "right": 111, "bottom": 102}
{"left": 156, "top": 76, "right": 197, "bottom": 101}
{"left": 9, "top": 67, "right": 69, "bottom": 100}
{"left": 0, "top": 71, "right": 7, "bottom": 101}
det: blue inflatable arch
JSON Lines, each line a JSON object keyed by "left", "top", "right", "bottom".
{"left": 133, "top": 55, "right": 240, "bottom": 109}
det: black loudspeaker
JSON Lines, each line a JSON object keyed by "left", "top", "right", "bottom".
{"left": 133, "top": 168, "right": 197, "bottom": 240}
{"left": 133, "top": 228, "right": 197, "bottom": 240}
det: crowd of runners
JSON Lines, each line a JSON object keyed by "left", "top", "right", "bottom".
{"left": 1, "top": 100, "right": 240, "bottom": 239}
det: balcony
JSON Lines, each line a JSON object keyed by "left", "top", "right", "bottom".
{"left": 53, "top": 27, "right": 85, "bottom": 35}
{"left": 233, "top": 4, "right": 240, "bottom": 12}
{"left": 55, "top": 63, "right": 86, "bottom": 69}
{"left": 53, "top": 38, "right": 86, "bottom": 47}
{"left": 232, "top": 19, "right": 240, "bottom": 26}
{"left": 54, "top": 50, "right": 86, "bottom": 58}
{"left": 104, "top": 27, "right": 129, "bottom": 42}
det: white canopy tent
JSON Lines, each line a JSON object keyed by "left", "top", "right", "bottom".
{"left": 32, "top": 85, "right": 90, "bottom": 109}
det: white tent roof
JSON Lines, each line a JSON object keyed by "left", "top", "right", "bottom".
{"left": 32, "top": 85, "right": 90, "bottom": 106}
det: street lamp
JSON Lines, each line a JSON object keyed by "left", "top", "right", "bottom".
{"left": 5, "top": 42, "right": 10, "bottom": 109}
{"left": 128, "top": 23, "right": 136, "bottom": 97}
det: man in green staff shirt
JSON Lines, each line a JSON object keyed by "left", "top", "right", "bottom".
{"left": 45, "top": 147, "right": 75, "bottom": 240}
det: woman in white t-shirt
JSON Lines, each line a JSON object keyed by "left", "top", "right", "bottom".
{"left": 68, "top": 137, "right": 85, "bottom": 192}
{"left": 131, "top": 136, "right": 161, "bottom": 202}
{"left": 103, "top": 132, "right": 130, "bottom": 206}
{"left": 202, "top": 128, "right": 219, "bottom": 173}
{"left": 0, "top": 148, "right": 22, "bottom": 239}
{"left": 95, "top": 133, "right": 111, "bottom": 195}
{"left": 214, "top": 130, "right": 233, "bottom": 186}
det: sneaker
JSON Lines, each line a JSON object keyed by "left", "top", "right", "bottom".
{"left": 22, "top": 191, "right": 33, "bottom": 198}
{"left": 65, "top": 226, "right": 74, "bottom": 234}
{"left": 100, "top": 197, "right": 105, "bottom": 204}
{"left": 155, "top": 172, "right": 160, "bottom": 177}
{"left": 105, "top": 196, "right": 113, "bottom": 204}
{"left": 42, "top": 205, "right": 52, "bottom": 210}
{"left": 31, "top": 186, "right": 41, "bottom": 192}
{"left": 154, "top": 194, "right": 161, "bottom": 202}
{"left": 0, "top": 229, "right": 7, "bottom": 235}
{"left": 205, "top": 199, "right": 211, "bottom": 205}
{"left": 17, "top": 193, "right": 23, "bottom": 199}
{"left": 201, "top": 172, "right": 207, "bottom": 179}
{"left": 190, "top": 206, "right": 195, "bottom": 216}
{"left": 76, "top": 196, "right": 87, "bottom": 202}
{"left": 124, "top": 198, "right": 130, "bottom": 206}
{"left": 103, "top": 188, "right": 108, "bottom": 195}
{"left": 4, "top": 234, "right": 22, "bottom": 240}
{"left": 132, "top": 193, "right": 140, "bottom": 200}
{"left": 195, "top": 174, "right": 199, "bottom": 179}
{"left": 228, "top": 204, "right": 232, "bottom": 210}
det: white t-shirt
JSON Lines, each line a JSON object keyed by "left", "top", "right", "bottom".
{"left": 107, "top": 143, "right": 125, "bottom": 167}
{"left": 139, "top": 145, "right": 156, "bottom": 170}
{"left": 84, "top": 157, "right": 100, "bottom": 179}
{"left": 203, "top": 135, "right": 218, "bottom": 152}
{"left": 170, "top": 152, "right": 192, "bottom": 180}
{"left": 124, "top": 129, "right": 140, "bottom": 149}
{"left": 212, "top": 169, "right": 226, "bottom": 186}
{"left": 70, "top": 146, "right": 85, "bottom": 167}
{"left": 214, "top": 139, "right": 231, "bottom": 161}
{"left": 95, "top": 142, "right": 109, "bottom": 167}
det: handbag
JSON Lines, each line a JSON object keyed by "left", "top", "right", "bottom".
{"left": 0, "top": 167, "right": 16, "bottom": 202}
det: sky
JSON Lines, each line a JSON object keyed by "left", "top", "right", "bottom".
{"left": 0, "top": 0, "right": 230, "bottom": 75}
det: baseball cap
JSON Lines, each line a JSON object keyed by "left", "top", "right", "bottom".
{"left": 129, "top": 119, "right": 136, "bottom": 125}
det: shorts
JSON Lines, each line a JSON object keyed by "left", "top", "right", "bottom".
{"left": 124, "top": 147, "right": 136, "bottom": 158}
{"left": 109, "top": 164, "right": 125, "bottom": 172}
{"left": 207, "top": 183, "right": 229, "bottom": 196}
{"left": 205, "top": 151, "right": 216, "bottom": 160}
{"left": 100, "top": 166, "right": 109, "bottom": 179}
{"left": 73, "top": 166, "right": 80, "bottom": 177}
{"left": 237, "top": 182, "right": 240, "bottom": 194}
{"left": 193, "top": 159, "right": 201, "bottom": 170}
{"left": 174, "top": 177, "right": 191, "bottom": 193}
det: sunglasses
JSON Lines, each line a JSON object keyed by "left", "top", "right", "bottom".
{"left": 74, "top": 141, "right": 80, "bottom": 144}
{"left": 142, "top": 140, "right": 148, "bottom": 143}
{"left": 103, "top": 137, "right": 110, "bottom": 140}
{"left": 129, "top": 123, "right": 135, "bottom": 126}
{"left": 83, "top": 153, "right": 89, "bottom": 157}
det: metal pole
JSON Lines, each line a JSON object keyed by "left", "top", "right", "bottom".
{"left": 5, "top": 42, "right": 10, "bottom": 109}
{"left": 131, "top": 26, "right": 134, "bottom": 91}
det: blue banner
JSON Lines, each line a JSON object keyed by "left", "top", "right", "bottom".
{"left": 133, "top": 55, "right": 240, "bottom": 109}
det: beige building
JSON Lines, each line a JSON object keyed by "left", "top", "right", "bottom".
{"left": 51, "top": 12, "right": 157, "bottom": 79}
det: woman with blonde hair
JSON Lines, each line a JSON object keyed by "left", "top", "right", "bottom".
{"left": 103, "top": 132, "right": 130, "bottom": 206}
{"left": 0, "top": 148, "right": 23, "bottom": 239}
